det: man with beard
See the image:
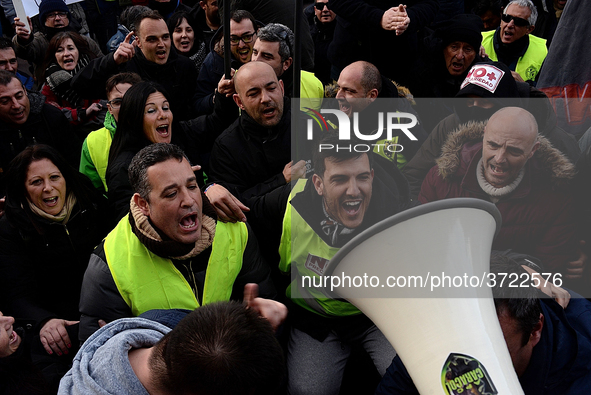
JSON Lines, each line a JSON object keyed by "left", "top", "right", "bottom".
{"left": 481, "top": 0, "right": 547, "bottom": 84}
{"left": 208, "top": 61, "right": 306, "bottom": 206}
{"left": 12, "top": 0, "right": 102, "bottom": 84}
{"left": 403, "top": 61, "right": 579, "bottom": 198}
{"left": 419, "top": 107, "right": 581, "bottom": 283}
{"left": 78, "top": 143, "right": 281, "bottom": 341}
{"left": 194, "top": 9, "right": 258, "bottom": 116}
{"left": 71, "top": 10, "right": 198, "bottom": 121}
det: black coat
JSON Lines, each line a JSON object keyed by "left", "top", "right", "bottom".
{"left": 71, "top": 48, "right": 198, "bottom": 121}
{"left": 208, "top": 97, "right": 291, "bottom": 207}
{"left": 0, "top": 191, "right": 109, "bottom": 330}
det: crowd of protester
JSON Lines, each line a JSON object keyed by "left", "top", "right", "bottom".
{"left": 0, "top": 0, "right": 590, "bottom": 393}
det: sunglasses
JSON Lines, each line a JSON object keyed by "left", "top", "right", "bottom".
{"left": 314, "top": 2, "right": 330, "bottom": 10}
{"left": 501, "top": 14, "right": 530, "bottom": 27}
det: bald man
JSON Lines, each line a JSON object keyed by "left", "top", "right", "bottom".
{"left": 419, "top": 107, "right": 581, "bottom": 283}
{"left": 208, "top": 62, "right": 304, "bottom": 206}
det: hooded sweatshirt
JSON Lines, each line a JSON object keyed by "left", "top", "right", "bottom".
{"left": 58, "top": 318, "right": 170, "bottom": 395}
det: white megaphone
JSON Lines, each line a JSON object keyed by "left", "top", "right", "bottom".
{"left": 322, "top": 198, "right": 524, "bottom": 395}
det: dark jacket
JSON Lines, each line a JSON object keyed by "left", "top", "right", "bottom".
{"left": 403, "top": 91, "right": 580, "bottom": 198}
{"left": 106, "top": 91, "right": 238, "bottom": 222}
{"left": 0, "top": 92, "right": 81, "bottom": 196}
{"left": 78, "top": 216, "right": 274, "bottom": 342}
{"left": 208, "top": 97, "right": 292, "bottom": 206}
{"left": 71, "top": 47, "right": 198, "bottom": 121}
{"left": 0, "top": 189, "right": 108, "bottom": 330}
{"left": 375, "top": 295, "right": 591, "bottom": 395}
{"left": 304, "top": 5, "right": 336, "bottom": 85}
{"left": 419, "top": 121, "right": 579, "bottom": 276}
{"left": 328, "top": 0, "right": 438, "bottom": 86}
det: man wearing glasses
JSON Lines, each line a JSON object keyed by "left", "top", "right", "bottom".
{"left": 481, "top": 0, "right": 548, "bottom": 84}
{"left": 12, "top": 0, "right": 102, "bottom": 85}
{"left": 194, "top": 10, "right": 258, "bottom": 116}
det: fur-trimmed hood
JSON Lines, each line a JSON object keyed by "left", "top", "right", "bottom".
{"left": 435, "top": 121, "right": 576, "bottom": 186}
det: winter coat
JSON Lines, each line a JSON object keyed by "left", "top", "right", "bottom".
{"left": 403, "top": 89, "right": 580, "bottom": 198}
{"left": 208, "top": 97, "right": 291, "bottom": 207}
{"left": 0, "top": 190, "right": 109, "bottom": 331}
{"left": 419, "top": 121, "right": 579, "bottom": 276}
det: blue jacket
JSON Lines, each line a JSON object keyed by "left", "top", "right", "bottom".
{"left": 375, "top": 295, "right": 591, "bottom": 394}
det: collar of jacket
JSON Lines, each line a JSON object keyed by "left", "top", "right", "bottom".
{"left": 239, "top": 96, "right": 291, "bottom": 142}
{"left": 435, "top": 121, "right": 576, "bottom": 187}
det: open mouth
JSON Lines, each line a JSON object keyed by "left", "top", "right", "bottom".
{"left": 9, "top": 330, "right": 19, "bottom": 345}
{"left": 342, "top": 200, "right": 361, "bottom": 216}
{"left": 156, "top": 50, "right": 167, "bottom": 59}
{"left": 156, "top": 124, "right": 170, "bottom": 138}
{"left": 451, "top": 61, "right": 464, "bottom": 71}
{"left": 490, "top": 164, "right": 507, "bottom": 176}
{"left": 43, "top": 196, "right": 59, "bottom": 207}
{"left": 179, "top": 213, "right": 199, "bottom": 231}
{"left": 338, "top": 100, "right": 352, "bottom": 114}
{"left": 11, "top": 108, "right": 25, "bottom": 120}
{"left": 262, "top": 106, "right": 276, "bottom": 118}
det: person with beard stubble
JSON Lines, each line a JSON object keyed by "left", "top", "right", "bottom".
{"left": 419, "top": 107, "right": 581, "bottom": 285}
{"left": 208, "top": 61, "right": 306, "bottom": 207}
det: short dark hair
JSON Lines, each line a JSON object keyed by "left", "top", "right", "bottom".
{"left": 107, "top": 81, "right": 170, "bottom": 176}
{"left": 150, "top": 301, "right": 285, "bottom": 395}
{"left": 0, "top": 69, "right": 20, "bottom": 86}
{"left": 358, "top": 61, "right": 382, "bottom": 94}
{"left": 128, "top": 143, "right": 188, "bottom": 201}
{"left": 135, "top": 10, "right": 164, "bottom": 37}
{"left": 313, "top": 129, "right": 373, "bottom": 178}
{"left": 490, "top": 252, "right": 542, "bottom": 347}
{"left": 256, "top": 23, "right": 294, "bottom": 62}
{"left": 0, "top": 37, "right": 15, "bottom": 51}
{"left": 230, "top": 9, "right": 257, "bottom": 32}
{"left": 472, "top": 0, "right": 504, "bottom": 17}
{"left": 120, "top": 5, "right": 151, "bottom": 31}
{"left": 105, "top": 72, "right": 142, "bottom": 97}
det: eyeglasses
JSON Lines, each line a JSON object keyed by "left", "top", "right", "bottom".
{"left": 230, "top": 32, "right": 255, "bottom": 46}
{"left": 501, "top": 14, "right": 530, "bottom": 27}
{"left": 107, "top": 98, "right": 123, "bottom": 109}
{"left": 46, "top": 11, "right": 68, "bottom": 20}
{"left": 314, "top": 2, "right": 330, "bottom": 10}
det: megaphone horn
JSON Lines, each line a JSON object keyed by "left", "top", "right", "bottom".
{"left": 322, "top": 198, "right": 523, "bottom": 395}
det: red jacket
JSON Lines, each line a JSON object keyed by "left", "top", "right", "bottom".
{"left": 419, "top": 121, "right": 579, "bottom": 276}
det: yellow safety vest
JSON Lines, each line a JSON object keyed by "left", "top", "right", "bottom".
{"left": 279, "top": 179, "right": 361, "bottom": 317}
{"left": 104, "top": 216, "right": 248, "bottom": 316}
{"left": 86, "top": 127, "right": 112, "bottom": 192}
{"left": 481, "top": 30, "right": 547, "bottom": 82}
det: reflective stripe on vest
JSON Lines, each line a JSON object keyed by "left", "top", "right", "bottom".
{"left": 86, "top": 127, "right": 112, "bottom": 192}
{"left": 104, "top": 216, "right": 248, "bottom": 316}
{"left": 279, "top": 179, "right": 361, "bottom": 317}
{"left": 481, "top": 30, "right": 547, "bottom": 82}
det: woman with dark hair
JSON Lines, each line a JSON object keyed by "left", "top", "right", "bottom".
{"left": 0, "top": 145, "right": 109, "bottom": 377}
{"left": 167, "top": 11, "right": 208, "bottom": 74}
{"left": 106, "top": 78, "right": 238, "bottom": 221}
{"left": 41, "top": 31, "right": 103, "bottom": 129}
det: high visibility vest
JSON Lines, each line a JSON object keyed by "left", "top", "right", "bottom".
{"left": 481, "top": 30, "right": 547, "bottom": 82}
{"left": 104, "top": 216, "right": 248, "bottom": 316}
{"left": 86, "top": 127, "right": 113, "bottom": 192}
{"left": 279, "top": 179, "right": 361, "bottom": 317}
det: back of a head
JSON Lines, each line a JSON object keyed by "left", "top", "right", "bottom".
{"left": 150, "top": 302, "right": 285, "bottom": 395}
{"left": 490, "top": 253, "right": 542, "bottom": 346}
{"left": 121, "top": 5, "right": 151, "bottom": 31}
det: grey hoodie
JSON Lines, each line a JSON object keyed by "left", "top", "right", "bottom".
{"left": 58, "top": 318, "right": 170, "bottom": 395}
